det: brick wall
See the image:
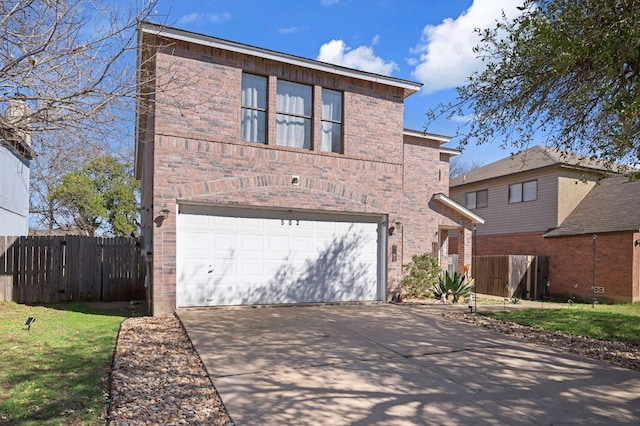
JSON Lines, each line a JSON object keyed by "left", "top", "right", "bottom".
{"left": 450, "top": 231, "right": 639, "bottom": 303}
{"left": 140, "top": 34, "right": 472, "bottom": 314}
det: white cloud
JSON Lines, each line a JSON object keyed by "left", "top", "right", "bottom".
{"left": 317, "top": 39, "right": 398, "bottom": 76}
{"left": 209, "top": 12, "right": 231, "bottom": 24}
{"left": 411, "top": 0, "right": 524, "bottom": 94}
{"left": 320, "top": 0, "right": 340, "bottom": 6}
{"left": 177, "top": 12, "right": 231, "bottom": 27}
{"left": 176, "top": 12, "right": 201, "bottom": 26}
{"left": 277, "top": 26, "right": 309, "bottom": 35}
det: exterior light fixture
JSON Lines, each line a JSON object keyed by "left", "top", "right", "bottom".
{"left": 160, "top": 208, "right": 170, "bottom": 219}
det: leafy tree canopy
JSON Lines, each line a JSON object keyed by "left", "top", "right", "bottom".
{"left": 429, "top": 0, "right": 640, "bottom": 168}
{"left": 50, "top": 155, "right": 139, "bottom": 236}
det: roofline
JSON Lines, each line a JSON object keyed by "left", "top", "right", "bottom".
{"left": 544, "top": 228, "right": 640, "bottom": 238}
{"left": 139, "top": 22, "right": 423, "bottom": 98}
{"left": 440, "top": 147, "right": 460, "bottom": 157}
{"left": 450, "top": 162, "right": 613, "bottom": 188}
{"left": 403, "top": 128, "right": 451, "bottom": 144}
{"left": 433, "top": 193, "right": 485, "bottom": 224}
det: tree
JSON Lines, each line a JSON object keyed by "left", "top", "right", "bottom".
{"left": 50, "top": 155, "right": 139, "bottom": 236}
{"left": 0, "top": 0, "right": 157, "bottom": 229}
{"left": 449, "top": 156, "right": 483, "bottom": 178}
{"left": 429, "top": 0, "right": 640, "bottom": 168}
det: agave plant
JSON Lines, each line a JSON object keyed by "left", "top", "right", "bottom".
{"left": 432, "top": 271, "right": 474, "bottom": 302}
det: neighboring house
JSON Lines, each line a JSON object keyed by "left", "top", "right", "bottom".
{"left": 136, "top": 22, "right": 483, "bottom": 315}
{"left": 0, "top": 97, "right": 33, "bottom": 236}
{"left": 449, "top": 145, "right": 639, "bottom": 303}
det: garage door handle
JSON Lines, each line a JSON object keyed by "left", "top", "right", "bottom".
{"left": 208, "top": 266, "right": 213, "bottom": 273}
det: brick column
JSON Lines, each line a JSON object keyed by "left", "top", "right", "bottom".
{"left": 457, "top": 226, "right": 473, "bottom": 273}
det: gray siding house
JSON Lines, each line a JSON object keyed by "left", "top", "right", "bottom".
{"left": 0, "top": 100, "right": 33, "bottom": 236}
{"left": 449, "top": 145, "right": 640, "bottom": 303}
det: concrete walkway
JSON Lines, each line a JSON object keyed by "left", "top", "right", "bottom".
{"left": 179, "top": 304, "right": 640, "bottom": 425}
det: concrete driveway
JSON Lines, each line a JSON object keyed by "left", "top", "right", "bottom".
{"left": 179, "top": 304, "right": 640, "bottom": 425}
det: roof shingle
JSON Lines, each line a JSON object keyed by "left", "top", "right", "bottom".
{"left": 451, "top": 145, "right": 615, "bottom": 187}
{"left": 544, "top": 176, "right": 640, "bottom": 237}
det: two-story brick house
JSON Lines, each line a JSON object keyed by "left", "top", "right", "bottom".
{"left": 136, "top": 23, "right": 483, "bottom": 315}
{"left": 450, "top": 145, "right": 640, "bottom": 303}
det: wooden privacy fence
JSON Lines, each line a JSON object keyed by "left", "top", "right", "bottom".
{"left": 0, "top": 235, "right": 145, "bottom": 304}
{"left": 473, "top": 255, "right": 548, "bottom": 300}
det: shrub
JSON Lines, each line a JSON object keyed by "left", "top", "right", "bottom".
{"left": 401, "top": 253, "right": 440, "bottom": 298}
{"left": 432, "top": 271, "right": 474, "bottom": 302}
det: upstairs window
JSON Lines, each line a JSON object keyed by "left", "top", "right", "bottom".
{"left": 241, "top": 74, "right": 267, "bottom": 143}
{"left": 321, "top": 89, "right": 342, "bottom": 153}
{"left": 509, "top": 180, "right": 537, "bottom": 203}
{"left": 465, "top": 189, "right": 488, "bottom": 209}
{"left": 276, "top": 81, "right": 312, "bottom": 149}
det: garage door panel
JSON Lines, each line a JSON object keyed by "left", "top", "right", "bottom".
{"left": 266, "top": 235, "right": 289, "bottom": 253}
{"left": 177, "top": 209, "right": 382, "bottom": 307}
{"left": 239, "top": 234, "right": 264, "bottom": 253}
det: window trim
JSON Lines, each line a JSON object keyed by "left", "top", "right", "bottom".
{"left": 321, "top": 88, "right": 343, "bottom": 153}
{"left": 239, "top": 74, "right": 346, "bottom": 155}
{"left": 465, "top": 189, "right": 488, "bottom": 209}
{"left": 508, "top": 180, "right": 538, "bottom": 204}
{"left": 240, "top": 73, "right": 267, "bottom": 144}
{"left": 276, "top": 79, "right": 313, "bottom": 150}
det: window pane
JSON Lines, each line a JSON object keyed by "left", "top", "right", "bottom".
{"left": 476, "top": 189, "right": 488, "bottom": 208}
{"left": 321, "top": 122, "right": 341, "bottom": 153}
{"left": 322, "top": 89, "right": 342, "bottom": 121}
{"left": 242, "top": 74, "right": 266, "bottom": 109}
{"left": 276, "top": 114, "right": 311, "bottom": 149}
{"left": 509, "top": 183, "right": 522, "bottom": 203}
{"left": 241, "top": 109, "right": 265, "bottom": 143}
{"left": 277, "top": 81, "right": 312, "bottom": 116}
{"left": 465, "top": 192, "right": 477, "bottom": 209}
{"left": 523, "top": 180, "right": 537, "bottom": 201}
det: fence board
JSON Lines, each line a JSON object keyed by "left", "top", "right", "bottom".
{"left": 0, "top": 236, "right": 17, "bottom": 301}
{"left": 0, "top": 235, "right": 145, "bottom": 303}
{"left": 473, "top": 255, "right": 548, "bottom": 299}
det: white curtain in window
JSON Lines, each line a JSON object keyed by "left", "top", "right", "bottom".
{"left": 242, "top": 74, "right": 266, "bottom": 109}
{"left": 241, "top": 74, "right": 266, "bottom": 143}
{"left": 322, "top": 89, "right": 342, "bottom": 121}
{"left": 277, "top": 81, "right": 311, "bottom": 148}
{"left": 241, "top": 110, "right": 265, "bottom": 143}
{"left": 321, "top": 89, "right": 342, "bottom": 152}
{"left": 321, "top": 122, "right": 341, "bottom": 152}
{"left": 277, "top": 114, "right": 310, "bottom": 148}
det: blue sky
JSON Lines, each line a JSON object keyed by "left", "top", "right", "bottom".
{"left": 151, "top": 0, "right": 524, "bottom": 166}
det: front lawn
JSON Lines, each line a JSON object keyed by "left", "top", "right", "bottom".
{"left": 0, "top": 301, "right": 140, "bottom": 425}
{"left": 482, "top": 303, "right": 640, "bottom": 346}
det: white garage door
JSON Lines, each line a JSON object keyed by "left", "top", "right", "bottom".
{"left": 176, "top": 205, "right": 383, "bottom": 307}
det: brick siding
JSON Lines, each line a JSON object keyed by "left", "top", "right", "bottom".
{"left": 450, "top": 231, "right": 639, "bottom": 303}
{"left": 140, "top": 33, "right": 474, "bottom": 314}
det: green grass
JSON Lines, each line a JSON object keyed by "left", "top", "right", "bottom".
{"left": 481, "top": 303, "right": 640, "bottom": 346}
{"left": 0, "top": 301, "right": 140, "bottom": 425}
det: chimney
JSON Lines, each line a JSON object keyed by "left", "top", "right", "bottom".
{"left": 8, "top": 93, "right": 31, "bottom": 147}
